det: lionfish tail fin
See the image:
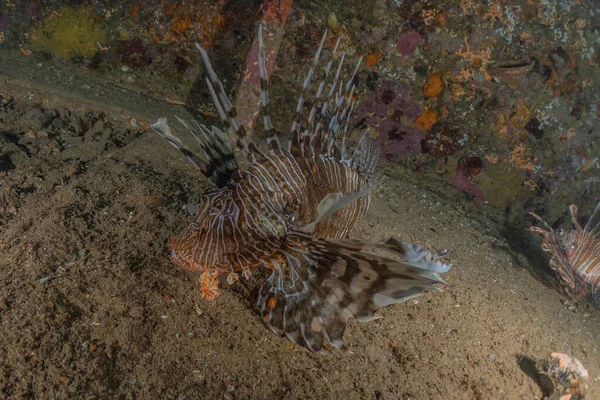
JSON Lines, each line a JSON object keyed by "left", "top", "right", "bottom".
{"left": 151, "top": 117, "right": 239, "bottom": 187}
{"left": 257, "top": 233, "right": 452, "bottom": 352}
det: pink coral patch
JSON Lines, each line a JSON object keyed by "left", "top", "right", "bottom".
{"left": 450, "top": 157, "right": 485, "bottom": 204}
{"left": 396, "top": 31, "right": 422, "bottom": 56}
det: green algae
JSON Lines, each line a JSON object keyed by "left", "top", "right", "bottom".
{"left": 476, "top": 162, "right": 530, "bottom": 210}
{"left": 30, "top": 6, "right": 106, "bottom": 59}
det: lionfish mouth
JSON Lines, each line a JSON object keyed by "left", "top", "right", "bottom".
{"left": 169, "top": 247, "right": 183, "bottom": 264}
{"left": 167, "top": 241, "right": 201, "bottom": 272}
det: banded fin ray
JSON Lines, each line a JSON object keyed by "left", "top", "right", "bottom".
{"left": 582, "top": 200, "right": 600, "bottom": 234}
{"left": 257, "top": 25, "right": 283, "bottom": 155}
{"left": 258, "top": 232, "right": 452, "bottom": 352}
{"left": 195, "top": 43, "right": 266, "bottom": 162}
{"left": 289, "top": 30, "right": 328, "bottom": 152}
{"left": 150, "top": 117, "right": 209, "bottom": 174}
{"left": 151, "top": 117, "right": 239, "bottom": 187}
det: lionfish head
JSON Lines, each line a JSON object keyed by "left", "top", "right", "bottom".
{"left": 168, "top": 187, "right": 238, "bottom": 275}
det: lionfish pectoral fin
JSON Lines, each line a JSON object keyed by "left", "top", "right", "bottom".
{"left": 299, "top": 191, "right": 343, "bottom": 234}
{"left": 257, "top": 233, "right": 452, "bottom": 352}
{"left": 151, "top": 118, "right": 210, "bottom": 176}
{"left": 369, "top": 237, "right": 454, "bottom": 274}
{"left": 151, "top": 117, "right": 239, "bottom": 187}
{"left": 299, "top": 187, "right": 374, "bottom": 235}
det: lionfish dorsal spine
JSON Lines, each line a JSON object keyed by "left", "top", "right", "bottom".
{"left": 569, "top": 205, "right": 583, "bottom": 231}
{"left": 257, "top": 25, "right": 286, "bottom": 156}
{"left": 195, "top": 43, "right": 267, "bottom": 163}
{"left": 584, "top": 200, "right": 600, "bottom": 233}
{"left": 289, "top": 30, "right": 328, "bottom": 155}
{"left": 306, "top": 36, "right": 342, "bottom": 130}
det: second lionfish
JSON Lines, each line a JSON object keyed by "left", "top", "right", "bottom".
{"left": 530, "top": 200, "right": 600, "bottom": 308}
{"left": 151, "top": 27, "right": 453, "bottom": 351}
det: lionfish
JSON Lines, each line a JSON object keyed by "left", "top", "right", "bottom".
{"left": 151, "top": 27, "right": 453, "bottom": 351}
{"left": 530, "top": 200, "right": 600, "bottom": 307}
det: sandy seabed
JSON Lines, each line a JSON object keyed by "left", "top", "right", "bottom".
{"left": 1, "top": 99, "right": 598, "bottom": 399}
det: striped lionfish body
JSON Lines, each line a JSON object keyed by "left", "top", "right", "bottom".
{"left": 530, "top": 201, "right": 600, "bottom": 307}
{"left": 152, "top": 27, "right": 453, "bottom": 351}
